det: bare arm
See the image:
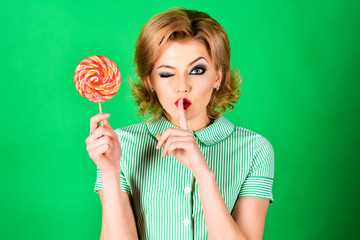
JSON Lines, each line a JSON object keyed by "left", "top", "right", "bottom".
{"left": 195, "top": 168, "right": 247, "bottom": 240}
{"left": 195, "top": 167, "right": 269, "bottom": 240}
{"left": 98, "top": 171, "right": 138, "bottom": 240}
{"left": 231, "top": 197, "right": 269, "bottom": 240}
{"left": 86, "top": 113, "right": 138, "bottom": 240}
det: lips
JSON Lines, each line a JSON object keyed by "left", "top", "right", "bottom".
{"left": 175, "top": 98, "right": 192, "bottom": 110}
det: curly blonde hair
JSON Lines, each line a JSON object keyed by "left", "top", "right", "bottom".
{"left": 129, "top": 7, "right": 243, "bottom": 122}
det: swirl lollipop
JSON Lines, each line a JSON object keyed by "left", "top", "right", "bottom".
{"left": 74, "top": 55, "right": 121, "bottom": 126}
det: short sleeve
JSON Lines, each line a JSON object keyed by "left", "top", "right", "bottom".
{"left": 93, "top": 129, "right": 132, "bottom": 195}
{"left": 238, "top": 134, "right": 275, "bottom": 203}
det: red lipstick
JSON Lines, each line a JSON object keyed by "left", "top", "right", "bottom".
{"left": 175, "top": 98, "right": 192, "bottom": 110}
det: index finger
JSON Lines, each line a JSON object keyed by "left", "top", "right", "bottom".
{"left": 90, "top": 113, "right": 110, "bottom": 135}
{"left": 178, "top": 98, "right": 188, "bottom": 130}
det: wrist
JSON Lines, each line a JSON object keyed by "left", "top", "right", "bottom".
{"left": 100, "top": 168, "right": 120, "bottom": 180}
{"left": 193, "top": 162, "right": 214, "bottom": 182}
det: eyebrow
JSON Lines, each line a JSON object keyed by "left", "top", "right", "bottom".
{"left": 157, "top": 57, "right": 207, "bottom": 70}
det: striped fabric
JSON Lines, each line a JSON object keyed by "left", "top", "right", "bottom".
{"left": 94, "top": 114, "right": 275, "bottom": 239}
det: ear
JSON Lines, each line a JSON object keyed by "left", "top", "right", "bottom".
{"left": 214, "top": 66, "right": 222, "bottom": 87}
{"left": 146, "top": 75, "right": 153, "bottom": 89}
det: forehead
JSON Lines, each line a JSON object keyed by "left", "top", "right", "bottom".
{"left": 154, "top": 39, "right": 212, "bottom": 67}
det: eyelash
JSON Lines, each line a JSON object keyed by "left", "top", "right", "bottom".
{"left": 191, "top": 65, "right": 206, "bottom": 75}
{"left": 159, "top": 65, "right": 207, "bottom": 78}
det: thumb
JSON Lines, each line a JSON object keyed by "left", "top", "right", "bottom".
{"left": 103, "top": 119, "right": 113, "bottom": 130}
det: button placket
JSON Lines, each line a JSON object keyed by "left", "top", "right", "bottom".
{"left": 183, "top": 217, "right": 190, "bottom": 226}
{"left": 182, "top": 170, "right": 194, "bottom": 231}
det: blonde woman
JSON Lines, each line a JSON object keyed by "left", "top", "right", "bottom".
{"left": 86, "top": 7, "right": 275, "bottom": 240}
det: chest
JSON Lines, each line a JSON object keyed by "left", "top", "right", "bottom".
{"left": 126, "top": 141, "right": 251, "bottom": 215}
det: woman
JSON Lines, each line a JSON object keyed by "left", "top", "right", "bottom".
{"left": 86, "top": 7, "right": 275, "bottom": 240}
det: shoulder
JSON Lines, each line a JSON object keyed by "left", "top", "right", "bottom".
{"left": 232, "top": 124, "right": 257, "bottom": 139}
{"left": 113, "top": 121, "right": 150, "bottom": 140}
{"left": 232, "top": 124, "right": 274, "bottom": 164}
{"left": 230, "top": 121, "right": 274, "bottom": 176}
{"left": 229, "top": 120, "right": 274, "bottom": 152}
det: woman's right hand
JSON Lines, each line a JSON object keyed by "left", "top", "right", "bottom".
{"left": 85, "top": 113, "right": 122, "bottom": 174}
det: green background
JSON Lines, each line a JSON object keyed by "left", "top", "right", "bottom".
{"left": 2, "top": 0, "right": 359, "bottom": 239}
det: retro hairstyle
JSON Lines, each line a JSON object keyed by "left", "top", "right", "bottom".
{"left": 129, "top": 7, "right": 242, "bottom": 122}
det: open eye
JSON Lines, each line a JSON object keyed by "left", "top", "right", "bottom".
{"left": 190, "top": 65, "right": 206, "bottom": 75}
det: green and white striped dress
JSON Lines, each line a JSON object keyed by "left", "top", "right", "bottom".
{"left": 94, "top": 114, "right": 275, "bottom": 239}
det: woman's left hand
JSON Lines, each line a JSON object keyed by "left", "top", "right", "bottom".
{"left": 155, "top": 98, "right": 209, "bottom": 176}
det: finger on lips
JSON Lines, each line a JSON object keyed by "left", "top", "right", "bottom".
{"left": 178, "top": 98, "right": 188, "bottom": 130}
{"left": 155, "top": 98, "right": 190, "bottom": 156}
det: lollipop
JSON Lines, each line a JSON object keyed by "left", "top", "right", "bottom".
{"left": 74, "top": 55, "right": 121, "bottom": 126}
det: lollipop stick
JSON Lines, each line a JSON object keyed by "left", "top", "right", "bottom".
{"left": 98, "top": 102, "right": 105, "bottom": 126}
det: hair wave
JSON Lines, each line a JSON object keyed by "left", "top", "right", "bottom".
{"left": 129, "top": 8, "right": 243, "bottom": 123}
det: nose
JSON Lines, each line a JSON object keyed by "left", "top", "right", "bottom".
{"left": 176, "top": 74, "right": 190, "bottom": 96}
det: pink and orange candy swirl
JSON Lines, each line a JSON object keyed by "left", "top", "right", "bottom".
{"left": 74, "top": 55, "right": 121, "bottom": 103}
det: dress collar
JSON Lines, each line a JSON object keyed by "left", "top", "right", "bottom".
{"left": 145, "top": 114, "right": 235, "bottom": 146}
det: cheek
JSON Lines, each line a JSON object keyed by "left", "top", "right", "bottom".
{"left": 153, "top": 81, "right": 173, "bottom": 107}
{"left": 154, "top": 82, "right": 170, "bottom": 98}
{"left": 195, "top": 76, "right": 214, "bottom": 94}
{"left": 192, "top": 83, "right": 214, "bottom": 107}
{"left": 155, "top": 80, "right": 170, "bottom": 91}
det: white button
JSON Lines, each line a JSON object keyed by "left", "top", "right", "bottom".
{"left": 184, "top": 186, "right": 191, "bottom": 194}
{"left": 183, "top": 218, "right": 190, "bottom": 226}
